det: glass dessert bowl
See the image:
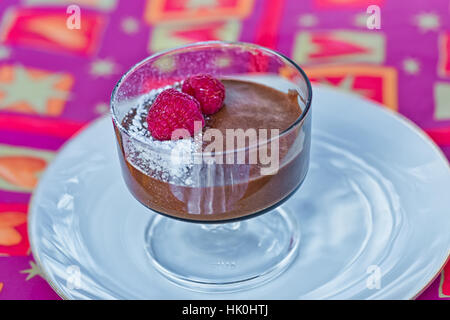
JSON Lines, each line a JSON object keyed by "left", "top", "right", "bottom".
{"left": 111, "top": 41, "right": 312, "bottom": 292}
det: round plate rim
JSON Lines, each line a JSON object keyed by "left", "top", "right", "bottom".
{"left": 28, "top": 85, "right": 450, "bottom": 300}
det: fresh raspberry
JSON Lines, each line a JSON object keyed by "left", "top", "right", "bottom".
{"left": 182, "top": 74, "right": 225, "bottom": 115}
{"left": 146, "top": 89, "right": 205, "bottom": 141}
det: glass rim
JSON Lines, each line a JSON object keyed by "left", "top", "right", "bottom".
{"left": 110, "top": 40, "right": 312, "bottom": 155}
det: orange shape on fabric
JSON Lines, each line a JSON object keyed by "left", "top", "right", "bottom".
{"left": 174, "top": 23, "right": 225, "bottom": 42}
{"left": 145, "top": 0, "right": 254, "bottom": 24}
{"left": 0, "top": 282, "right": 3, "bottom": 293}
{"left": 0, "top": 144, "right": 53, "bottom": 193}
{"left": 304, "top": 65, "right": 398, "bottom": 111}
{"left": 0, "top": 212, "right": 26, "bottom": 246}
{"left": 0, "top": 156, "right": 46, "bottom": 189}
{"left": 310, "top": 34, "right": 369, "bottom": 58}
{"left": 0, "top": 204, "right": 29, "bottom": 256}
{"left": 293, "top": 30, "right": 385, "bottom": 65}
{"left": 438, "top": 31, "right": 450, "bottom": 78}
{"left": 1, "top": 7, "right": 106, "bottom": 56}
{"left": 149, "top": 20, "right": 241, "bottom": 52}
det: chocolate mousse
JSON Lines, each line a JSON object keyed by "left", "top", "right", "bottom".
{"left": 114, "top": 79, "right": 310, "bottom": 222}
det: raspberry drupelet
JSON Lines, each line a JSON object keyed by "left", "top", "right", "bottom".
{"left": 182, "top": 74, "right": 225, "bottom": 115}
{"left": 146, "top": 88, "right": 205, "bottom": 141}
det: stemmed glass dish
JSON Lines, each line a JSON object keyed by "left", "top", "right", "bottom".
{"left": 111, "top": 41, "right": 312, "bottom": 292}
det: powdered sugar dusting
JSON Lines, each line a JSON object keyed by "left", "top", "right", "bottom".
{"left": 121, "top": 82, "right": 201, "bottom": 186}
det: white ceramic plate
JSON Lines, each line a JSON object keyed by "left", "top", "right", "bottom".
{"left": 29, "top": 85, "right": 450, "bottom": 299}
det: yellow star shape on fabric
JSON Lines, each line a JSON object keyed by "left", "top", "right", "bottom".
{"left": 20, "top": 260, "right": 43, "bottom": 281}
{"left": 90, "top": 58, "right": 118, "bottom": 77}
{"left": 0, "top": 65, "right": 69, "bottom": 113}
{"left": 298, "top": 14, "right": 318, "bottom": 27}
{"left": 414, "top": 13, "right": 440, "bottom": 32}
{"left": 121, "top": 17, "right": 139, "bottom": 34}
{"left": 402, "top": 58, "right": 420, "bottom": 75}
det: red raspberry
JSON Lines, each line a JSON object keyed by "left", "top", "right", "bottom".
{"left": 146, "top": 89, "right": 205, "bottom": 141}
{"left": 182, "top": 74, "right": 225, "bottom": 115}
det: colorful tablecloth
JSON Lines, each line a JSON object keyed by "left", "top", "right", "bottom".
{"left": 0, "top": 0, "right": 449, "bottom": 300}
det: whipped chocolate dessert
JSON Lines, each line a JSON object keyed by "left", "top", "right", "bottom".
{"left": 114, "top": 78, "right": 310, "bottom": 222}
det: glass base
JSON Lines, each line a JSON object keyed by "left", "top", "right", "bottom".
{"left": 144, "top": 207, "right": 300, "bottom": 293}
